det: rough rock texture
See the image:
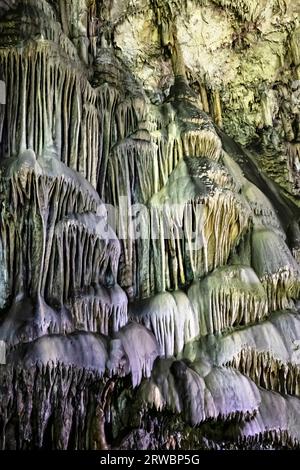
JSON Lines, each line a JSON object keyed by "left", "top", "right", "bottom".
{"left": 0, "top": 0, "right": 300, "bottom": 450}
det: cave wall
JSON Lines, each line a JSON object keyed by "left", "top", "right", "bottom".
{"left": 0, "top": 0, "right": 300, "bottom": 450}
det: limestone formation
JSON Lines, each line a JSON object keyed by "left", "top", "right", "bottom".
{"left": 0, "top": 0, "right": 300, "bottom": 450}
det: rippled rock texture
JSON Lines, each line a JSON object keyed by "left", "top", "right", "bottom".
{"left": 0, "top": 0, "right": 300, "bottom": 450}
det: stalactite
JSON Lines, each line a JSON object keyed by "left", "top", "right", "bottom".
{"left": 199, "top": 84, "right": 210, "bottom": 114}
{"left": 96, "top": 83, "right": 119, "bottom": 198}
{"left": 70, "top": 284, "right": 128, "bottom": 336}
{"left": 0, "top": 42, "right": 99, "bottom": 186}
{"left": 286, "top": 143, "right": 300, "bottom": 195}
{"left": 130, "top": 290, "right": 199, "bottom": 357}
{"left": 1, "top": 0, "right": 300, "bottom": 451}
{"left": 243, "top": 181, "right": 285, "bottom": 236}
{"left": 147, "top": 158, "right": 250, "bottom": 295}
{"left": 211, "top": 90, "right": 223, "bottom": 129}
{"left": 239, "top": 389, "right": 300, "bottom": 447}
{"left": 251, "top": 228, "right": 300, "bottom": 311}
{"left": 139, "top": 359, "right": 260, "bottom": 426}
{"left": 113, "top": 323, "right": 159, "bottom": 388}
{"left": 188, "top": 265, "right": 268, "bottom": 337}
{"left": 227, "top": 348, "right": 300, "bottom": 397}
{"left": 208, "top": 310, "right": 300, "bottom": 396}
{"left": 0, "top": 363, "right": 106, "bottom": 449}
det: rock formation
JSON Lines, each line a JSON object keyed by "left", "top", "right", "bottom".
{"left": 0, "top": 0, "right": 299, "bottom": 449}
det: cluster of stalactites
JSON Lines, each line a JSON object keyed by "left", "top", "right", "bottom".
{"left": 0, "top": 323, "right": 159, "bottom": 449}
{"left": 131, "top": 265, "right": 269, "bottom": 358}
{"left": 130, "top": 290, "right": 199, "bottom": 357}
{"left": 0, "top": 0, "right": 98, "bottom": 62}
{"left": 228, "top": 159, "right": 300, "bottom": 313}
{"left": 207, "top": 310, "right": 300, "bottom": 397}
{"left": 0, "top": 152, "right": 98, "bottom": 307}
{"left": 228, "top": 348, "right": 300, "bottom": 397}
{"left": 70, "top": 284, "right": 128, "bottom": 337}
{"left": 0, "top": 364, "right": 105, "bottom": 449}
{"left": 101, "top": 85, "right": 226, "bottom": 297}
{"left": 251, "top": 227, "right": 300, "bottom": 311}
{"left": 0, "top": 152, "right": 128, "bottom": 346}
{"left": 108, "top": 153, "right": 250, "bottom": 299}
{"left": 138, "top": 358, "right": 260, "bottom": 426}
{"left": 134, "top": 301, "right": 300, "bottom": 445}
{"left": 0, "top": 44, "right": 99, "bottom": 186}
{"left": 1, "top": 0, "right": 300, "bottom": 451}
{"left": 52, "top": 213, "right": 121, "bottom": 303}
{"left": 147, "top": 183, "right": 249, "bottom": 296}
{"left": 238, "top": 389, "right": 300, "bottom": 448}
{"left": 0, "top": 4, "right": 153, "bottom": 196}
{"left": 211, "top": 309, "right": 300, "bottom": 354}
{"left": 97, "top": 83, "right": 148, "bottom": 198}
{"left": 104, "top": 96, "right": 223, "bottom": 209}
{"left": 188, "top": 265, "right": 268, "bottom": 337}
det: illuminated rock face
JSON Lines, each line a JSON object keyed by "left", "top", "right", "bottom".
{"left": 0, "top": 0, "right": 300, "bottom": 450}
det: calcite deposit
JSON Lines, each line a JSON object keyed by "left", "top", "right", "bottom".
{"left": 0, "top": 0, "right": 300, "bottom": 450}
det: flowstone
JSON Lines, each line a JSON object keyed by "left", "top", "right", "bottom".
{"left": 0, "top": 0, "right": 300, "bottom": 450}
